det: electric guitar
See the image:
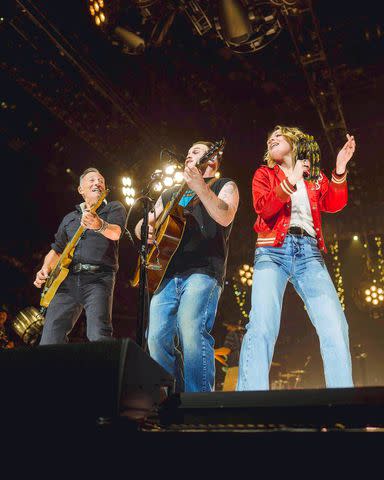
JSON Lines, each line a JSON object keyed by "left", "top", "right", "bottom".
{"left": 40, "top": 189, "right": 109, "bottom": 311}
{"left": 131, "top": 139, "right": 226, "bottom": 293}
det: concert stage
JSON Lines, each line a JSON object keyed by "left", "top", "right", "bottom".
{"left": 1, "top": 340, "right": 383, "bottom": 471}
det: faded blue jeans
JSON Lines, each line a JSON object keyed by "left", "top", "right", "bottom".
{"left": 237, "top": 234, "right": 354, "bottom": 390}
{"left": 148, "top": 273, "right": 222, "bottom": 392}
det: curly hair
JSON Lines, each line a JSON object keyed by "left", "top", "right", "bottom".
{"left": 263, "top": 125, "right": 307, "bottom": 168}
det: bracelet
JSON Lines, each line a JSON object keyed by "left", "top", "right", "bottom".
{"left": 95, "top": 219, "right": 109, "bottom": 234}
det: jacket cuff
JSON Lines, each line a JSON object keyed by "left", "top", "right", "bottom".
{"left": 331, "top": 169, "right": 347, "bottom": 184}
{"left": 276, "top": 178, "right": 297, "bottom": 201}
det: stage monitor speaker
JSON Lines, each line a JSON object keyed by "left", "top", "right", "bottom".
{"left": 0, "top": 338, "right": 174, "bottom": 427}
{"left": 159, "top": 387, "right": 384, "bottom": 429}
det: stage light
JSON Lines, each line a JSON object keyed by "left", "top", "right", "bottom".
{"left": 353, "top": 235, "right": 359, "bottom": 241}
{"left": 217, "top": 0, "right": 252, "bottom": 45}
{"left": 163, "top": 177, "right": 174, "bottom": 187}
{"left": 88, "top": 0, "right": 107, "bottom": 28}
{"left": 122, "top": 177, "right": 132, "bottom": 187}
{"left": 153, "top": 182, "right": 163, "bottom": 192}
{"left": 165, "top": 165, "right": 175, "bottom": 175}
{"left": 174, "top": 171, "right": 184, "bottom": 184}
{"left": 114, "top": 26, "right": 145, "bottom": 55}
{"left": 238, "top": 264, "right": 254, "bottom": 287}
{"left": 121, "top": 177, "right": 135, "bottom": 206}
{"left": 215, "top": 1, "right": 281, "bottom": 54}
{"left": 363, "top": 284, "right": 384, "bottom": 306}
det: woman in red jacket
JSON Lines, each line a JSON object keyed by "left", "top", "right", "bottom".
{"left": 237, "top": 125, "right": 356, "bottom": 391}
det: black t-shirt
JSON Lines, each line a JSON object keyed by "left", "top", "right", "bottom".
{"left": 160, "top": 178, "right": 234, "bottom": 287}
{"left": 51, "top": 200, "right": 127, "bottom": 271}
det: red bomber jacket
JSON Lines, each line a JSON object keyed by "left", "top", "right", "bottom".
{"left": 252, "top": 164, "right": 348, "bottom": 252}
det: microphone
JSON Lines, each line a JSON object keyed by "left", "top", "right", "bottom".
{"left": 161, "top": 148, "right": 185, "bottom": 164}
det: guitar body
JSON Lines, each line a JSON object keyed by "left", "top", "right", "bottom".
{"left": 40, "top": 266, "right": 69, "bottom": 308}
{"left": 131, "top": 211, "right": 186, "bottom": 293}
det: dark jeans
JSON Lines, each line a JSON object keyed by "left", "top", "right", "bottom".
{"left": 40, "top": 271, "right": 116, "bottom": 345}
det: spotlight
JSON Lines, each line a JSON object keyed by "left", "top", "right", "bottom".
{"left": 174, "top": 171, "right": 184, "bottom": 184}
{"left": 114, "top": 26, "right": 145, "bottom": 55}
{"left": 215, "top": 1, "right": 281, "bottom": 54}
{"left": 163, "top": 177, "right": 174, "bottom": 187}
{"left": 357, "top": 282, "right": 384, "bottom": 309}
{"left": 353, "top": 235, "right": 359, "bottom": 241}
{"left": 153, "top": 182, "right": 163, "bottom": 192}
{"left": 238, "top": 264, "right": 254, "bottom": 287}
{"left": 217, "top": 0, "right": 252, "bottom": 46}
{"left": 121, "top": 176, "right": 136, "bottom": 206}
{"left": 88, "top": 0, "right": 108, "bottom": 27}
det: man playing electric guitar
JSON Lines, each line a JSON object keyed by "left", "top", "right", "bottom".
{"left": 135, "top": 141, "right": 239, "bottom": 392}
{"left": 34, "top": 167, "right": 126, "bottom": 344}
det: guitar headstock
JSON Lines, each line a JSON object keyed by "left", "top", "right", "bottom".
{"left": 296, "top": 134, "right": 321, "bottom": 181}
{"left": 197, "top": 138, "right": 226, "bottom": 169}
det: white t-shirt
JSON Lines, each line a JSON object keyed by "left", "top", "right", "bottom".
{"left": 289, "top": 179, "right": 316, "bottom": 237}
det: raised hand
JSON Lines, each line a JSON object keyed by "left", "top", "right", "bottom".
{"left": 184, "top": 164, "right": 206, "bottom": 195}
{"left": 336, "top": 134, "right": 356, "bottom": 174}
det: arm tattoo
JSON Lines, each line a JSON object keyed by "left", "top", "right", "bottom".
{"left": 218, "top": 199, "right": 229, "bottom": 211}
{"left": 218, "top": 182, "right": 238, "bottom": 208}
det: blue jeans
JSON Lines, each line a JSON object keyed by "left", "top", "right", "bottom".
{"left": 237, "top": 234, "right": 353, "bottom": 390}
{"left": 148, "top": 273, "right": 222, "bottom": 392}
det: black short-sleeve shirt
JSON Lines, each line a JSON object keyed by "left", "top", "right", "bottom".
{"left": 160, "top": 177, "right": 235, "bottom": 287}
{"left": 51, "top": 200, "right": 127, "bottom": 271}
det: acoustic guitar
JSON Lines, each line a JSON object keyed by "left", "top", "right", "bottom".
{"left": 131, "top": 139, "right": 225, "bottom": 293}
{"left": 40, "top": 189, "right": 109, "bottom": 312}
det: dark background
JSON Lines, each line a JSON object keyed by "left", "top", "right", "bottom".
{"left": 1, "top": 0, "right": 383, "bottom": 389}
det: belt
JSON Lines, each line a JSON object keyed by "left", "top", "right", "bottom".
{"left": 71, "top": 263, "right": 113, "bottom": 274}
{"left": 287, "top": 226, "right": 311, "bottom": 237}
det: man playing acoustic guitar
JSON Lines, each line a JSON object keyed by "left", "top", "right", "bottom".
{"left": 34, "top": 168, "right": 126, "bottom": 344}
{"left": 135, "top": 141, "right": 239, "bottom": 392}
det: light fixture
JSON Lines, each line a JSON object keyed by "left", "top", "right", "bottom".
{"left": 217, "top": 0, "right": 252, "bottom": 46}
{"left": 163, "top": 176, "right": 174, "bottom": 187}
{"left": 114, "top": 26, "right": 145, "bottom": 55}
{"left": 215, "top": 1, "right": 282, "bottom": 54}
{"left": 153, "top": 182, "right": 163, "bottom": 192}
{"left": 174, "top": 171, "right": 184, "bottom": 184}
{"left": 121, "top": 177, "right": 135, "bottom": 206}
{"left": 238, "top": 264, "right": 254, "bottom": 287}
{"left": 88, "top": 0, "right": 108, "bottom": 27}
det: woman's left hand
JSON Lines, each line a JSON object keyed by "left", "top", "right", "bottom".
{"left": 336, "top": 134, "right": 356, "bottom": 174}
